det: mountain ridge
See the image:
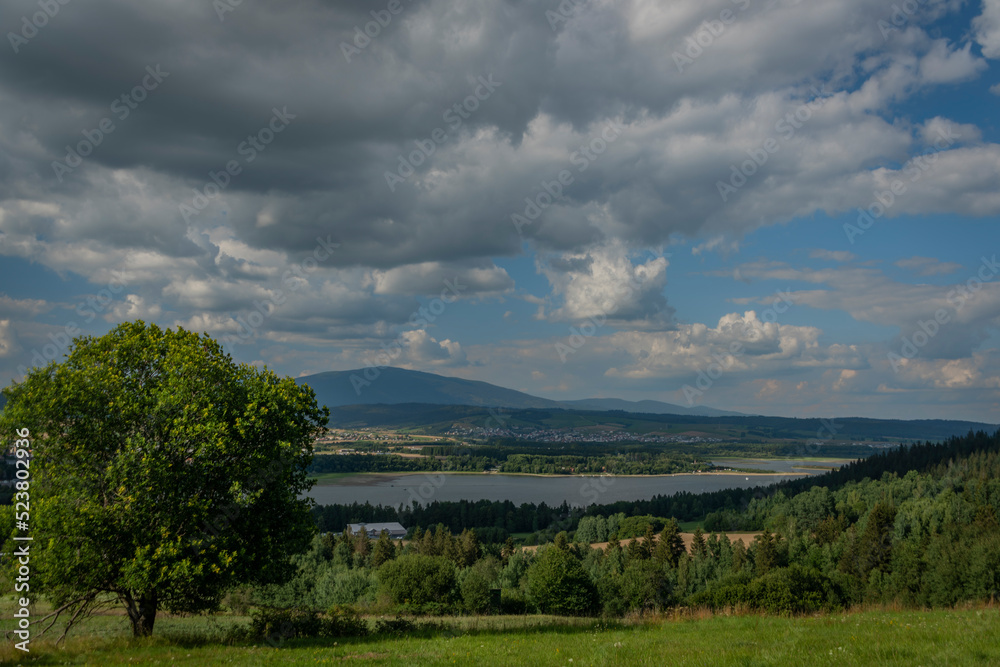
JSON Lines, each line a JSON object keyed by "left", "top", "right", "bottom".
{"left": 295, "top": 367, "right": 743, "bottom": 417}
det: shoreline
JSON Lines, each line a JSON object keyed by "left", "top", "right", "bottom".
{"left": 310, "top": 469, "right": 810, "bottom": 485}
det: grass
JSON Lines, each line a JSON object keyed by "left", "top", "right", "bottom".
{"left": 2, "top": 603, "right": 998, "bottom": 665}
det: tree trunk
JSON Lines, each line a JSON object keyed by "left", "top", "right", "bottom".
{"left": 126, "top": 592, "right": 158, "bottom": 637}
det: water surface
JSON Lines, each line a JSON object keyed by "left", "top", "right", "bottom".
{"left": 306, "top": 469, "right": 817, "bottom": 507}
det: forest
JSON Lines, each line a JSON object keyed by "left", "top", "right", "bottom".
{"left": 308, "top": 446, "right": 707, "bottom": 476}
{"left": 265, "top": 429, "right": 1000, "bottom": 627}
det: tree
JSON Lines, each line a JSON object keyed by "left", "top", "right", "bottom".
{"left": 371, "top": 530, "right": 398, "bottom": 568}
{"left": 691, "top": 527, "right": 707, "bottom": 558}
{"left": 0, "top": 322, "right": 328, "bottom": 637}
{"left": 378, "top": 554, "right": 458, "bottom": 608}
{"left": 526, "top": 546, "right": 598, "bottom": 615}
{"left": 654, "top": 519, "right": 685, "bottom": 568}
{"left": 461, "top": 556, "right": 501, "bottom": 613}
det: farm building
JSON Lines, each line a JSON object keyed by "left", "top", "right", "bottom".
{"left": 346, "top": 522, "right": 407, "bottom": 539}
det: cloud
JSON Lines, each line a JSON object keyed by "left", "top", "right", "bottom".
{"left": 974, "top": 0, "right": 1000, "bottom": 58}
{"left": 369, "top": 261, "right": 513, "bottom": 297}
{"left": 536, "top": 240, "right": 673, "bottom": 324}
{"left": 398, "top": 329, "right": 467, "bottom": 367}
{"left": 895, "top": 256, "right": 963, "bottom": 276}
{"left": 0, "top": 320, "right": 16, "bottom": 358}
{"left": 809, "top": 249, "right": 857, "bottom": 263}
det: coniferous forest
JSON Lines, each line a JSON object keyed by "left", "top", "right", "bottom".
{"left": 264, "top": 429, "right": 1000, "bottom": 624}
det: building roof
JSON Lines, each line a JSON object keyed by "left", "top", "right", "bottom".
{"left": 347, "top": 522, "right": 406, "bottom": 535}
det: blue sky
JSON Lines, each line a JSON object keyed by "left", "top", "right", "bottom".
{"left": 2, "top": 0, "right": 1000, "bottom": 422}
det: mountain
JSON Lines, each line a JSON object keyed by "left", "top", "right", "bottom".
{"left": 296, "top": 367, "right": 739, "bottom": 416}
{"left": 296, "top": 368, "right": 563, "bottom": 410}
{"left": 558, "top": 397, "right": 745, "bottom": 417}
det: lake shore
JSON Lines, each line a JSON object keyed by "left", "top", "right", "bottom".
{"left": 310, "top": 468, "right": 810, "bottom": 486}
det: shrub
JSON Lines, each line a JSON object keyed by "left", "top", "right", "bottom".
{"left": 323, "top": 605, "right": 369, "bottom": 637}
{"left": 526, "top": 546, "right": 598, "bottom": 616}
{"left": 500, "top": 588, "right": 531, "bottom": 615}
{"left": 374, "top": 617, "right": 417, "bottom": 635}
{"left": 461, "top": 557, "right": 501, "bottom": 613}
{"left": 249, "top": 608, "right": 322, "bottom": 641}
{"left": 378, "top": 554, "right": 458, "bottom": 610}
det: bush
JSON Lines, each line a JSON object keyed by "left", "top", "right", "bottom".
{"left": 614, "top": 515, "right": 667, "bottom": 540}
{"left": 323, "top": 605, "right": 369, "bottom": 637}
{"left": 249, "top": 608, "right": 322, "bottom": 641}
{"left": 461, "top": 557, "right": 501, "bottom": 614}
{"left": 689, "top": 566, "right": 842, "bottom": 614}
{"left": 325, "top": 567, "right": 378, "bottom": 606}
{"left": 500, "top": 588, "right": 531, "bottom": 615}
{"left": 526, "top": 546, "right": 598, "bottom": 616}
{"left": 378, "top": 554, "right": 458, "bottom": 610}
{"left": 620, "top": 560, "right": 671, "bottom": 611}
{"left": 374, "top": 617, "right": 417, "bottom": 635}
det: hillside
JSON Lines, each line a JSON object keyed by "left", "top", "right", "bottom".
{"left": 325, "top": 402, "right": 994, "bottom": 443}
{"left": 297, "top": 368, "right": 563, "bottom": 409}
{"left": 296, "top": 367, "right": 739, "bottom": 416}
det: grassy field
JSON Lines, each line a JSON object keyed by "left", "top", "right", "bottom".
{"left": 2, "top": 603, "right": 997, "bottom": 665}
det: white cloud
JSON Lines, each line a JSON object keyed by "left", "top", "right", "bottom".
{"left": 537, "top": 240, "right": 672, "bottom": 324}
{"left": 895, "top": 256, "right": 963, "bottom": 276}
{"left": 974, "top": 0, "right": 1000, "bottom": 58}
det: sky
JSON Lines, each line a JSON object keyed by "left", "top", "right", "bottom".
{"left": 1, "top": 0, "right": 1000, "bottom": 422}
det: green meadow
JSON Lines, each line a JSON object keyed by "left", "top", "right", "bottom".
{"left": 2, "top": 605, "right": 997, "bottom": 665}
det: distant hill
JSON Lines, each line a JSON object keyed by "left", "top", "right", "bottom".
{"left": 559, "top": 397, "right": 745, "bottom": 417}
{"left": 296, "top": 368, "right": 563, "bottom": 410}
{"left": 296, "top": 367, "right": 740, "bottom": 417}
{"left": 327, "top": 402, "right": 997, "bottom": 445}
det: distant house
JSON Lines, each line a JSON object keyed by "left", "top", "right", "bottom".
{"left": 346, "top": 522, "right": 407, "bottom": 540}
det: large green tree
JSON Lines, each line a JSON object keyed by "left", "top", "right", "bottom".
{"left": 0, "top": 322, "right": 328, "bottom": 637}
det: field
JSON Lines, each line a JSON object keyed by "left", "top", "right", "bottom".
{"left": 2, "top": 603, "right": 998, "bottom": 665}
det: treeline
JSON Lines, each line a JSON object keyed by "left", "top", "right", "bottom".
{"left": 307, "top": 450, "right": 705, "bottom": 476}
{"left": 312, "top": 430, "right": 1000, "bottom": 543}
{"left": 329, "top": 402, "right": 991, "bottom": 441}
{"left": 312, "top": 498, "right": 568, "bottom": 535}
{"left": 275, "top": 429, "right": 1000, "bottom": 620}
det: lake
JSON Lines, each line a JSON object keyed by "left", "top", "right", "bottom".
{"left": 306, "top": 465, "right": 829, "bottom": 508}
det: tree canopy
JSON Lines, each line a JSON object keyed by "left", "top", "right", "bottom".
{"left": 0, "top": 321, "right": 328, "bottom": 636}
